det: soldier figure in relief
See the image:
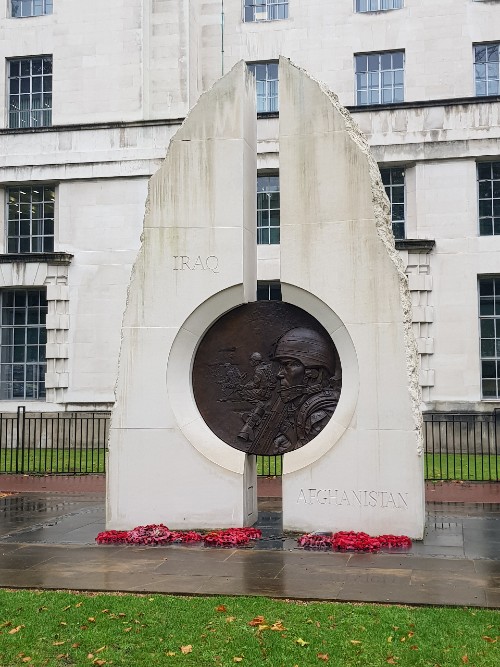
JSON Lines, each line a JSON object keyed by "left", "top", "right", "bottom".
{"left": 272, "top": 327, "right": 340, "bottom": 453}
{"left": 237, "top": 327, "right": 340, "bottom": 455}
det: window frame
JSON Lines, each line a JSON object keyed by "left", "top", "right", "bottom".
{"left": 473, "top": 43, "right": 500, "bottom": 97}
{"left": 7, "top": 55, "right": 53, "bottom": 129}
{"left": 247, "top": 61, "right": 279, "bottom": 113}
{"left": 257, "top": 282, "right": 282, "bottom": 301}
{"left": 6, "top": 184, "right": 55, "bottom": 254}
{"left": 257, "top": 173, "right": 280, "bottom": 245}
{"left": 380, "top": 167, "right": 406, "bottom": 240}
{"left": 243, "top": 0, "right": 288, "bottom": 22}
{"left": 0, "top": 288, "right": 47, "bottom": 400}
{"left": 355, "top": 0, "right": 403, "bottom": 12}
{"left": 478, "top": 276, "right": 500, "bottom": 400}
{"left": 11, "top": 0, "right": 53, "bottom": 18}
{"left": 355, "top": 50, "right": 405, "bottom": 106}
{"left": 477, "top": 161, "right": 500, "bottom": 236}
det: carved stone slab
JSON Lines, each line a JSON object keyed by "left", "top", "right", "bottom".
{"left": 193, "top": 302, "right": 342, "bottom": 455}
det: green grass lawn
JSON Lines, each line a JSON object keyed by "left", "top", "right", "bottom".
{"left": 425, "top": 453, "right": 500, "bottom": 481}
{"left": 0, "top": 590, "right": 498, "bottom": 666}
{"left": 0, "top": 449, "right": 106, "bottom": 474}
{"left": 256, "top": 456, "right": 282, "bottom": 477}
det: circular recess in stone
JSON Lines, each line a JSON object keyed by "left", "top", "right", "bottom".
{"left": 192, "top": 301, "right": 342, "bottom": 456}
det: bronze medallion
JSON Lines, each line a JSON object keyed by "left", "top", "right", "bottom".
{"left": 192, "top": 302, "right": 342, "bottom": 456}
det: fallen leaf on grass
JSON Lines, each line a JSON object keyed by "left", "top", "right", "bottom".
{"left": 271, "top": 621, "right": 286, "bottom": 631}
{"left": 56, "top": 654, "right": 69, "bottom": 660}
{"left": 166, "top": 652, "right": 176, "bottom": 657}
{"left": 386, "top": 658, "right": 397, "bottom": 665}
{"left": 482, "top": 636, "right": 497, "bottom": 643}
{"left": 93, "top": 660, "right": 106, "bottom": 666}
{"left": 72, "top": 643, "right": 80, "bottom": 648}
{"left": 75, "top": 602, "right": 83, "bottom": 608}
{"left": 22, "top": 658, "right": 31, "bottom": 663}
{"left": 248, "top": 616, "right": 265, "bottom": 627}
{"left": 123, "top": 627, "right": 132, "bottom": 632}
{"left": 101, "top": 609, "right": 110, "bottom": 614}
{"left": 95, "top": 647, "right": 106, "bottom": 654}
{"left": 295, "top": 638, "right": 309, "bottom": 647}
{"left": 0, "top": 621, "right": 12, "bottom": 628}
{"left": 350, "top": 640, "right": 362, "bottom": 645}
{"left": 462, "top": 656, "right": 469, "bottom": 664}
{"left": 60, "top": 622, "right": 67, "bottom": 627}
{"left": 233, "top": 658, "right": 243, "bottom": 663}
{"left": 226, "top": 616, "right": 236, "bottom": 623}
{"left": 180, "top": 645, "right": 193, "bottom": 654}
{"left": 53, "top": 641, "right": 66, "bottom": 646}
{"left": 88, "top": 617, "right": 96, "bottom": 623}
{"left": 62, "top": 606, "right": 71, "bottom": 612}
{"left": 8, "top": 625, "right": 24, "bottom": 634}
{"left": 410, "top": 646, "right": 419, "bottom": 651}
{"left": 88, "top": 654, "right": 94, "bottom": 660}
{"left": 257, "top": 624, "right": 270, "bottom": 632}
{"left": 317, "top": 654, "right": 329, "bottom": 661}
{"left": 216, "top": 605, "right": 227, "bottom": 612}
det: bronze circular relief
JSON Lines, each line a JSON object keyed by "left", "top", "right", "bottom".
{"left": 192, "top": 302, "right": 342, "bottom": 456}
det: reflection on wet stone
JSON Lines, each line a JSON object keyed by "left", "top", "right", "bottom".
{"left": 193, "top": 302, "right": 342, "bottom": 455}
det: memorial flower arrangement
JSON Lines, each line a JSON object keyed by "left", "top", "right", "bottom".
{"left": 95, "top": 525, "right": 262, "bottom": 547}
{"left": 297, "top": 530, "right": 412, "bottom": 552}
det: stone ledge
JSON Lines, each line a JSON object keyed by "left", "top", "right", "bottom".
{"left": 0, "top": 252, "right": 73, "bottom": 265}
{"left": 396, "top": 239, "right": 435, "bottom": 253}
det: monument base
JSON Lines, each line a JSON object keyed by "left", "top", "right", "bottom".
{"left": 106, "top": 429, "right": 257, "bottom": 530}
{"left": 283, "top": 430, "right": 424, "bottom": 539}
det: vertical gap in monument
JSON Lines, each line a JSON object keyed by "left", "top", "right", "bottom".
{"left": 255, "top": 280, "right": 283, "bottom": 547}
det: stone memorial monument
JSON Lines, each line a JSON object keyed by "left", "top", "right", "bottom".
{"left": 107, "top": 58, "right": 425, "bottom": 539}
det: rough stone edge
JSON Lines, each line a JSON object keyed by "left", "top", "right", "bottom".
{"left": 282, "top": 57, "right": 424, "bottom": 456}
{"left": 109, "top": 61, "right": 254, "bottom": 432}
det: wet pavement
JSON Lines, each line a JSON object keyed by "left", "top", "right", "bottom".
{"left": 0, "top": 492, "right": 499, "bottom": 607}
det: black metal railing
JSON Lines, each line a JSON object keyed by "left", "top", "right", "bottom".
{"left": 0, "top": 408, "right": 499, "bottom": 480}
{"left": 423, "top": 411, "right": 500, "bottom": 481}
{"left": 0, "top": 407, "right": 109, "bottom": 474}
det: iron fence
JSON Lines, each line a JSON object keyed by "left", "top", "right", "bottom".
{"left": 423, "top": 411, "right": 500, "bottom": 481}
{"left": 0, "top": 407, "right": 109, "bottom": 474}
{"left": 0, "top": 408, "right": 499, "bottom": 480}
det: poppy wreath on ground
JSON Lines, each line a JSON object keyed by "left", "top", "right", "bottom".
{"left": 96, "top": 524, "right": 203, "bottom": 546}
{"left": 297, "top": 531, "right": 412, "bottom": 552}
{"left": 203, "top": 527, "right": 262, "bottom": 548}
{"left": 96, "top": 525, "right": 262, "bottom": 547}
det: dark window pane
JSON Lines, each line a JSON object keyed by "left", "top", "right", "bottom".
{"left": 480, "top": 279, "right": 494, "bottom": 296}
{"left": 480, "top": 298, "right": 495, "bottom": 315}
{"left": 480, "top": 218, "right": 493, "bottom": 236}
{"left": 482, "top": 360, "right": 496, "bottom": 378}
{"left": 482, "top": 318, "right": 495, "bottom": 337}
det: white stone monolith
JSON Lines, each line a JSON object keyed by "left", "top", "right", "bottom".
{"left": 106, "top": 62, "right": 258, "bottom": 530}
{"left": 279, "top": 58, "right": 425, "bottom": 539}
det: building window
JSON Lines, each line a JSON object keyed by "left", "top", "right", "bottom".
{"left": 355, "top": 0, "right": 403, "bottom": 11}
{"left": 11, "top": 0, "right": 53, "bottom": 17}
{"left": 257, "top": 175, "right": 280, "bottom": 244}
{"left": 257, "top": 282, "right": 282, "bottom": 301}
{"left": 478, "top": 277, "right": 500, "bottom": 398}
{"left": 7, "top": 185, "right": 55, "bottom": 253}
{"left": 355, "top": 51, "right": 404, "bottom": 105}
{"left": 248, "top": 62, "right": 278, "bottom": 113}
{"left": 0, "top": 289, "right": 47, "bottom": 400}
{"left": 380, "top": 167, "right": 405, "bottom": 239}
{"left": 244, "top": 0, "right": 288, "bottom": 21}
{"left": 8, "top": 56, "right": 52, "bottom": 129}
{"left": 478, "top": 161, "right": 500, "bottom": 236}
{"left": 474, "top": 44, "right": 499, "bottom": 96}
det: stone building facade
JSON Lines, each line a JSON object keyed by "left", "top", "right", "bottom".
{"left": 0, "top": 0, "right": 499, "bottom": 414}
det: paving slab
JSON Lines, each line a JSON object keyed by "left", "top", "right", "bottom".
{"left": 0, "top": 491, "right": 499, "bottom": 608}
